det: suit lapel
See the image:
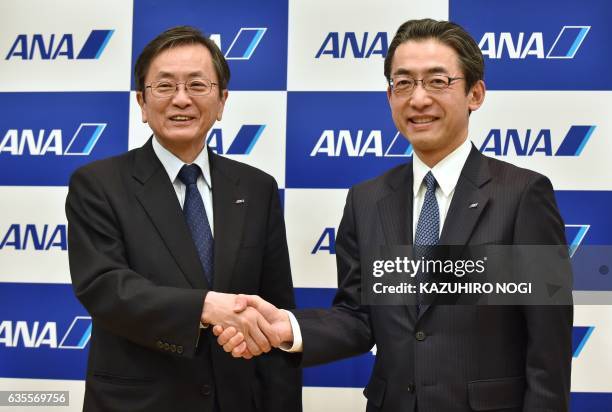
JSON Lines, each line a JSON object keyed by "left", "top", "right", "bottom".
{"left": 209, "top": 151, "right": 247, "bottom": 292}
{"left": 377, "top": 164, "right": 413, "bottom": 246}
{"left": 376, "top": 164, "right": 417, "bottom": 321}
{"left": 133, "top": 139, "right": 209, "bottom": 290}
{"left": 418, "top": 146, "right": 491, "bottom": 318}
{"left": 439, "top": 146, "right": 491, "bottom": 246}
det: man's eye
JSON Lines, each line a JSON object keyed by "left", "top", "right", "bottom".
{"left": 395, "top": 79, "right": 413, "bottom": 88}
{"left": 189, "top": 81, "right": 208, "bottom": 90}
{"left": 428, "top": 77, "right": 447, "bottom": 88}
{"left": 155, "top": 82, "right": 174, "bottom": 90}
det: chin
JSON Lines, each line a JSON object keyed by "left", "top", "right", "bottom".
{"left": 407, "top": 136, "right": 436, "bottom": 151}
{"left": 165, "top": 132, "right": 199, "bottom": 143}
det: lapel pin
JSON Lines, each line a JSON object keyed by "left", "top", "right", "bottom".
{"left": 235, "top": 199, "right": 246, "bottom": 204}
{"left": 468, "top": 202, "right": 478, "bottom": 209}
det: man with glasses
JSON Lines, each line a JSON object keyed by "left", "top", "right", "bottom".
{"left": 216, "top": 19, "right": 572, "bottom": 412}
{"left": 66, "top": 26, "right": 301, "bottom": 412}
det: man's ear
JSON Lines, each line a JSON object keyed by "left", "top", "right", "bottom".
{"left": 467, "top": 80, "right": 486, "bottom": 113}
{"left": 216, "top": 89, "right": 229, "bottom": 122}
{"left": 136, "top": 91, "right": 148, "bottom": 123}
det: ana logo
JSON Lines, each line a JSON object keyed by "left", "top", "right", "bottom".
{"left": 207, "top": 124, "right": 265, "bottom": 155}
{"left": 311, "top": 130, "right": 412, "bottom": 158}
{"left": 210, "top": 28, "right": 267, "bottom": 60}
{"left": 479, "top": 26, "right": 590, "bottom": 59}
{"left": 0, "top": 123, "right": 106, "bottom": 156}
{"left": 0, "top": 224, "right": 67, "bottom": 251}
{"left": 312, "top": 227, "right": 336, "bottom": 254}
{"left": 315, "top": 32, "right": 388, "bottom": 58}
{"left": 572, "top": 326, "right": 594, "bottom": 358}
{"left": 314, "top": 224, "right": 588, "bottom": 257}
{"left": 0, "top": 316, "right": 91, "bottom": 349}
{"left": 5, "top": 30, "right": 114, "bottom": 60}
{"left": 479, "top": 125, "right": 595, "bottom": 156}
{"left": 565, "top": 224, "right": 590, "bottom": 258}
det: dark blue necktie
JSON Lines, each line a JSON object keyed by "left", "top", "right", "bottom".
{"left": 178, "top": 164, "right": 214, "bottom": 286}
{"left": 414, "top": 171, "right": 439, "bottom": 313}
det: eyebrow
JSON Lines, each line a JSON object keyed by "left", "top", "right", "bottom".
{"left": 393, "top": 66, "right": 450, "bottom": 77}
{"left": 154, "top": 71, "right": 206, "bottom": 79}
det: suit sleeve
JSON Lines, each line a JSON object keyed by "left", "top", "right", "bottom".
{"left": 254, "top": 178, "right": 303, "bottom": 412}
{"left": 294, "top": 187, "right": 375, "bottom": 367}
{"left": 66, "top": 167, "right": 205, "bottom": 358}
{"left": 513, "top": 175, "right": 573, "bottom": 411}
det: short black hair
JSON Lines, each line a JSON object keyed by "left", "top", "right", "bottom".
{"left": 384, "top": 19, "right": 484, "bottom": 93}
{"left": 134, "top": 26, "right": 230, "bottom": 98}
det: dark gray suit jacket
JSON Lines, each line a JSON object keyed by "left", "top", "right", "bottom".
{"left": 294, "top": 146, "right": 572, "bottom": 412}
{"left": 66, "top": 139, "right": 301, "bottom": 412}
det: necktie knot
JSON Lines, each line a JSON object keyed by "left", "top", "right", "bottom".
{"left": 423, "top": 171, "right": 437, "bottom": 192}
{"left": 178, "top": 164, "right": 201, "bottom": 186}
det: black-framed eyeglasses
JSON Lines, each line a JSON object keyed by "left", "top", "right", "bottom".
{"left": 145, "top": 79, "right": 218, "bottom": 98}
{"left": 390, "top": 74, "right": 464, "bottom": 95}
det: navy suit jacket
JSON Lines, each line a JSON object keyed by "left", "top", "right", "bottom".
{"left": 66, "top": 139, "right": 302, "bottom": 412}
{"left": 294, "top": 146, "right": 572, "bottom": 412}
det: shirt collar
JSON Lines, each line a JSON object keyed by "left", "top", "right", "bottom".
{"left": 152, "top": 136, "right": 212, "bottom": 190}
{"left": 412, "top": 138, "right": 472, "bottom": 197}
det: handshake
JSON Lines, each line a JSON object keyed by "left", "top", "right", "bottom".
{"left": 201, "top": 292, "right": 294, "bottom": 359}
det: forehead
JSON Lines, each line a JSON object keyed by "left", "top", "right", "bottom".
{"left": 146, "top": 43, "right": 217, "bottom": 81}
{"left": 390, "top": 39, "right": 461, "bottom": 75}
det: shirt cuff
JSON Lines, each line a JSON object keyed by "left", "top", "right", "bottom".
{"left": 279, "top": 309, "right": 303, "bottom": 352}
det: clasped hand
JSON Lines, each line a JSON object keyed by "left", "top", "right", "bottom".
{"left": 201, "top": 292, "right": 292, "bottom": 359}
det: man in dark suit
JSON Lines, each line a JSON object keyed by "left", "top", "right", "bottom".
{"left": 66, "top": 26, "right": 301, "bottom": 412}
{"left": 215, "top": 19, "right": 573, "bottom": 412}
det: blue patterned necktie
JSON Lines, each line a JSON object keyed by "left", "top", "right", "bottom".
{"left": 178, "top": 164, "right": 214, "bottom": 286}
{"left": 414, "top": 171, "right": 440, "bottom": 313}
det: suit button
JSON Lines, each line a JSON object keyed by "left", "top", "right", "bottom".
{"left": 163, "top": 343, "right": 170, "bottom": 350}
{"left": 201, "top": 384, "right": 213, "bottom": 396}
{"left": 157, "top": 340, "right": 164, "bottom": 349}
{"left": 415, "top": 331, "right": 426, "bottom": 341}
{"left": 170, "top": 344, "right": 177, "bottom": 352}
{"left": 177, "top": 345, "right": 184, "bottom": 354}
{"left": 407, "top": 383, "right": 415, "bottom": 393}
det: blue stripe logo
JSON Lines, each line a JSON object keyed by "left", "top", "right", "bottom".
{"left": 225, "top": 28, "right": 267, "bottom": 60}
{"left": 208, "top": 125, "right": 265, "bottom": 155}
{"left": 565, "top": 224, "right": 590, "bottom": 258}
{"left": 547, "top": 26, "right": 591, "bottom": 59}
{"left": 58, "top": 316, "right": 92, "bottom": 349}
{"left": 479, "top": 125, "right": 595, "bottom": 157}
{"left": 555, "top": 125, "right": 596, "bottom": 156}
{"left": 77, "top": 29, "right": 115, "bottom": 59}
{"left": 225, "top": 125, "right": 265, "bottom": 155}
{"left": 63, "top": 123, "right": 106, "bottom": 155}
{"left": 384, "top": 132, "right": 413, "bottom": 157}
{"left": 5, "top": 30, "right": 114, "bottom": 60}
{"left": 572, "top": 326, "right": 594, "bottom": 358}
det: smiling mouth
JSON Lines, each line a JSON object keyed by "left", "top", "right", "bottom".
{"left": 169, "top": 115, "right": 194, "bottom": 121}
{"left": 409, "top": 116, "right": 438, "bottom": 124}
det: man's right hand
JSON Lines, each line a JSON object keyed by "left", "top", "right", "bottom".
{"left": 201, "top": 292, "right": 279, "bottom": 358}
{"left": 212, "top": 295, "right": 294, "bottom": 358}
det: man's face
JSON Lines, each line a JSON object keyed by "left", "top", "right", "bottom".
{"left": 387, "top": 39, "right": 484, "bottom": 164}
{"left": 137, "top": 44, "right": 227, "bottom": 156}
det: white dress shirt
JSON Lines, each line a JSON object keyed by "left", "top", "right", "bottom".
{"left": 282, "top": 138, "right": 473, "bottom": 352}
{"left": 152, "top": 136, "right": 214, "bottom": 236}
{"left": 411, "top": 137, "right": 472, "bottom": 240}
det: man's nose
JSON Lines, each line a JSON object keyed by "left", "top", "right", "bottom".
{"left": 408, "top": 83, "right": 433, "bottom": 109}
{"left": 171, "top": 84, "right": 192, "bottom": 106}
